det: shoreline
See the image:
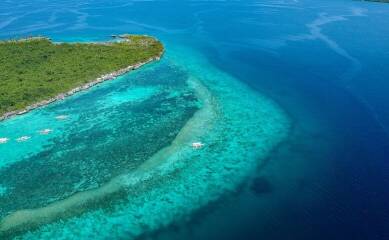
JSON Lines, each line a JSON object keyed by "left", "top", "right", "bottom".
{"left": 0, "top": 47, "right": 292, "bottom": 239}
{"left": 0, "top": 78, "right": 217, "bottom": 238}
{"left": 0, "top": 38, "right": 163, "bottom": 122}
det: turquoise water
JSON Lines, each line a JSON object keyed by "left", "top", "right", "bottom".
{"left": 1, "top": 0, "right": 389, "bottom": 239}
{"left": 0, "top": 29, "right": 289, "bottom": 240}
{"left": 6, "top": 46, "right": 288, "bottom": 240}
{"left": 0, "top": 59, "right": 202, "bottom": 224}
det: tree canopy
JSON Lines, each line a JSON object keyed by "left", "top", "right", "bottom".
{"left": 0, "top": 35, "right": 163, "bottom": 116}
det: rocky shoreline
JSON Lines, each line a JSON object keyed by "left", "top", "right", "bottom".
{"left": 0, "top": 52, "right": 163, "bottom": 122}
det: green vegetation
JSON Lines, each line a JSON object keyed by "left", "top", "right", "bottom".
{"left": 0, "top": 35, "right": 163, "bottom": 116}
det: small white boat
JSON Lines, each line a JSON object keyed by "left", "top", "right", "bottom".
{"left": 39, "top": 129, "right": 53, "bottom": 135}
{"left": 16, "top": 136, "right": 31, "bottom": 142}
{"left": 55, "top": 115, "right": 68, "bottom": 120}
{"left": 0, "top": 138, "right": 9, "bottom": 144}
{"left": 192, "top": 142, "right": 205, "bottom": 149}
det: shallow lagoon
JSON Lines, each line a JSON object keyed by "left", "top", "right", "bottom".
{"left": 1, "top": 0, "right": 389, "bottom": 239}
{"left": 0, "top": 59, "right": 199, "bottom": 220}
{"left": 0, "top": 43, "right": 290, "bottom": 238}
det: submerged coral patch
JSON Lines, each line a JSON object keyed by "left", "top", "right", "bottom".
{"left": 250, "top": 176, "right": 273, "bottom": 195}
{"left": 0, "top": 46, "right": 290, "bottom": 239}
{"left": 0, "top": 185, "right": 6, "bottom": 197}
{"left": 0, "top": 62, "right": 198, "bottom": 225}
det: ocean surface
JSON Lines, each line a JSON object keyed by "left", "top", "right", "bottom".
{"left": 1, "top": 0, "right": 389, "bottom": 239}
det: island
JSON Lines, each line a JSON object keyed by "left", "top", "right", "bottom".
{"left": 0, "top": 35, "right": 164, "bottom": 120}
{"left": 0, "top": 34, "right": 291, "bottom": 239}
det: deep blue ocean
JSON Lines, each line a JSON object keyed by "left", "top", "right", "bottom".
{"left": 1, "top": 0, "right": 389, "bottom": 239}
